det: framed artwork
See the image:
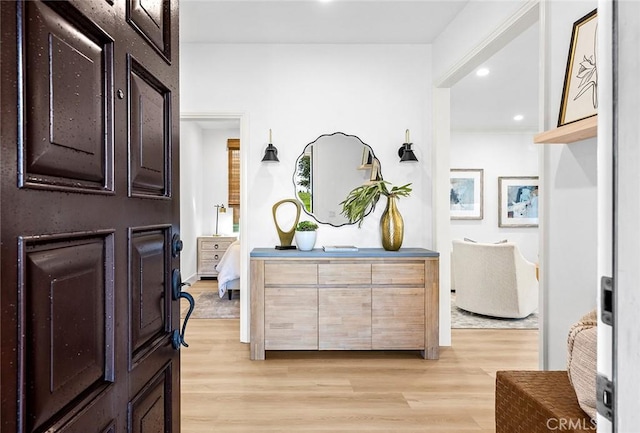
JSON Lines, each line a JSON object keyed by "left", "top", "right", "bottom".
{"left": 450, "top": 169, "right": 483, "bottom": 220}
{"left": 498, "top": 176, "right": 539, "bottom": 227}
{"left": 558, "top": 9, "right": 598, "bottom": 127}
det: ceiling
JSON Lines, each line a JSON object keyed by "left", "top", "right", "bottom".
{"left": 180, "top": 0, "right": 539, "bottom": 132}
{"left": 180, "top": 0, "right": 469, "bottom": 44}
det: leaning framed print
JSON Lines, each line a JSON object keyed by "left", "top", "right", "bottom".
{"left": 450, "top": 169, "right": 483, "bottom": 220}
{"left": 558, "top": 8, "right": 598, "bottom": 127}
{"left": 498, "top": 176, "right": 539, "bottom": 227}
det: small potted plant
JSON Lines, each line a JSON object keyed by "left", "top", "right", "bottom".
{"left": 295, "top": 221, "right": 319, "bottom": 251}
{"left": 340, "top": 180, "right": 412, "bottom": 251}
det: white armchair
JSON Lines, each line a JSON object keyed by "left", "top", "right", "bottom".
{"left": 451, "top": 240, "right": 538, "bottom": 319}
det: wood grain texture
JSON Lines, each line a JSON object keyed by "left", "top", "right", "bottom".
{"left": 250, "top": 259, "right": 265, "bottom": 360}
{"left": 265, "top": 262, "right": 318, "bottom": 285}
{"left": 181, "top": 318, "right": 539, "bottom": 433}
{"left": 318, "top": 263, "right": 371, "bottom": 285}
{"left": 425, "top": 258, "right": 440, "bottom": 359}
{"left": 372, "top": 287, "right": 425, "bottom": 350}
{"left": 319, "top": 288, "right": 372, "bottom": 350}
{"left": 251, "top": 256, "right": 439, "bottom": 359}
{"left": 265, "top": 287, "right": 318, "bottom": 350}
{"left": 533, "top": 115, "right": 597, "bottom": 144}
{"left": 372, "top": 263, "right": 424, "bottom": 285}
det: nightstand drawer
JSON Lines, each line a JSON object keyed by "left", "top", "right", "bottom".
{"left": 200, "top": 240, "right": 233, "bottom": 251}
{"left": 200, "top": 251, "right": 223, "bottom": 261}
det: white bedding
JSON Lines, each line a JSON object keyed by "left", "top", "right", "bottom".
{"left": 216, "top": 240, "right": 240, "bottom": 298}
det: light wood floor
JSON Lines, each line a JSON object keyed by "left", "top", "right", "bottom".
{"left": 181, "top": 288, "right": 538, "bottom": 433}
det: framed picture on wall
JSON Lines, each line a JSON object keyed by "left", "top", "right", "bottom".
{"left": 558, "top": 8, "right": 598, "bottom": 127}
{"left": 450, "top": 169, "right": 483, "bottom": 220}
{"left": 498, "top": 176, "right": 539, "bottom": 227}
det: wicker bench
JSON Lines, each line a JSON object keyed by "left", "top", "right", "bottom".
{"left": 495, "top": 371, "right": 595, "bottom": 433}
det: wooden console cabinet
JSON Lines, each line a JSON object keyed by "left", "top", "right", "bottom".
{"left": 197, "top": 236, "right": 236, "bottom": 278}
{"left": 250, "top": 248, "right": 439, "bottom": 360}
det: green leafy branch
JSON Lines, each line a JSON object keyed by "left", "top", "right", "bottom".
{"left": 340, "top": 181, "right": 412, "bottom": 228}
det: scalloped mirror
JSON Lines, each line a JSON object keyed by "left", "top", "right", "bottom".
{"left": 293, "top": 132, "right": 382, "bottom": 227}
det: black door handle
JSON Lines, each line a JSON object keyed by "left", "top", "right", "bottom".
{"left": 172, "top": 291, "right": 195, "bottom": 349}
{"left": 171, "top": 269, "right": 193, "bottom": 349}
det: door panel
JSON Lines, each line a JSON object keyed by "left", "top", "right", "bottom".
{"left": 129, "top": 227, "right": 171, "bottom": 366}
{"left": 22, "top": 233, "right": 115, "bottom": 432}
{"left": 127, "top": 0, "right": 172, "bottom": 61}
{"left": 128, "top": 57, "right": 170, "bottom": 198}
{"left": 22, "top": 1, "right": 114, "bottom": 192}
{"left": 128, "top": 363, "right": 173, "bottom": 433}
{"left": 1, "top": 0, "right": 181, "bottom": 432}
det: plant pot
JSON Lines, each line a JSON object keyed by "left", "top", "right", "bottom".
{"left": 295, "top": 230, "right": 317, "bottom": 251}
{"left": 380, "top": 195, "right": 404, "bottom": 251}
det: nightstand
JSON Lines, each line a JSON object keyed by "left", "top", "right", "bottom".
{"left": 197, "top": 236, "right": 237, "bottom": 279}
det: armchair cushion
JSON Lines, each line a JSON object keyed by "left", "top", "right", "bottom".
{"left": 452, "top": 239, "right": 538, "bottom": 319}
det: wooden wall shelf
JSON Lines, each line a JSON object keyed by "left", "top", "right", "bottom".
{"left": 534, "top": 115, "right": 597, "bottom": 144}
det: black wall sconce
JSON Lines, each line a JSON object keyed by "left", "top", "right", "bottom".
{"left": 398, "top": 129, "right": 418, "bottom": 162}
{"left": 261, "top": 129, "right": 279, "bottom": 162}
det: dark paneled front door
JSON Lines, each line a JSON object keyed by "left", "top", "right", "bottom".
{"left": 1, "top": 1, "right": 181, "bottom": 431}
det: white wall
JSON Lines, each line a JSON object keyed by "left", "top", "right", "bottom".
{"left": 201, "top": 128, "right": 239, "bottom": 236}
{"left": 540, "top": 0, "right": 598, "bottom": 369}
{"left": 450, "top": 131, "right": 539, "bottom": 263}
{"left": 180, "top": 121, "right": 205, "bottom": 282}
{"left": 181, "top": 43, "right": 434, "bottom": 343}
{"left": 181, "top": 43, "right": 432, "bottom": 248}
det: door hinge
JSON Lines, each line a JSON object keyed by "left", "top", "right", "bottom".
{"left": 596, "top": 374, "right": 614, "bottom": 421}
{"left": 601, "top": 276, "right": 613, "bottom": 325}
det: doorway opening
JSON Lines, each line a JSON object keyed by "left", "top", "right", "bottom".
{"left": 179, "top": 114, "right": 249, "bottom": 341}
{"left": 432, "top": 2, "right": 541, "bottom": 344}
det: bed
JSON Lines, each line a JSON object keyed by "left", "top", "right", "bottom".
{"left": 216, "top": 239, "right": 241, "bottom": 299}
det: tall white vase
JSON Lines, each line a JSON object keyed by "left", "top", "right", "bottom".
{"left": 295, "top": 231, "right": 317, "bottom": 251}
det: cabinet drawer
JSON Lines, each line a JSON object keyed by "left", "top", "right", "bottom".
{"left": 200, "top": 240, "right": 232, "bottom": 251}
{"left": 199, "top": 251, "right": 223, "bottom": 261}
{"left": 264, "top": 263, "right": 318, "bottom": 285}
{"left": 318, "top": 263, "right": 371, "bottom": 285}
{"left": 265, "top": 287, "right": 318, "bottom": 350}
{"left": 372, "top": 263, "right": 424, "bottom": 285}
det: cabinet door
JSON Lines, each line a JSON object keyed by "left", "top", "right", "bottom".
{"left": 372, "top": 287, "right": 425, "bottom": 350}
{"left": 265, "top": 287, "right": 318, "bottom": 350}
{"left": 319, "top": 288, "right": 371, "bottom": 350}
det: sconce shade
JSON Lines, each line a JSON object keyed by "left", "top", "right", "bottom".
{"left": 398, "top": 143, "right": 418, "bottom": 162}
{"left": 262, "top": 143, "right": 279, "bottom": 162}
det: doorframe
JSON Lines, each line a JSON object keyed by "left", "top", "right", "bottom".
{"left": 180, "top": 112, "right": 250, "bottom": 342}
{"left": 431, "top": 0, "right": 541, "bottom": 348}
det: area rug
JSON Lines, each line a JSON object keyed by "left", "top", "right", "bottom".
{"left": 181, "top": 291, "right": 240, "bottom": 319}
{"left": 450, "top": 294, "right": 538, "bottom": 329}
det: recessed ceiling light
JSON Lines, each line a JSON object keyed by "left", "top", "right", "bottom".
{"left": 476, "top": 68, "right": 490, "bottom": 77}
{"left": 513, "top": 114, "right": 524, "bottom": 121}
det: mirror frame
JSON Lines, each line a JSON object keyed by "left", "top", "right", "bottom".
{"left": 292, "top": 132, "right": 383, "bottom": 227}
